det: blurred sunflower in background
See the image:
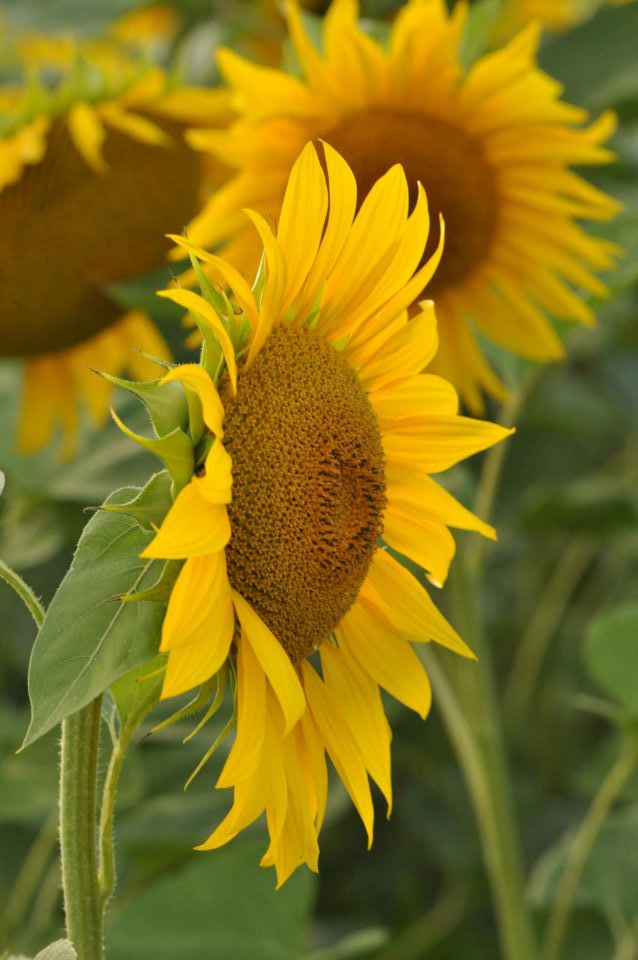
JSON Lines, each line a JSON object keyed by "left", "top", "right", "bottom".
{"left": 183, "top": 0, "right": 621, "bottom": 411}
{"left": 121, "top": 142, "right": 512, "bottom": 885}
{"left": 494, "top": 0, "right": 635, "bottom": 38}
{"left": 0, "top": 34, "right": 226, "bottom": 457}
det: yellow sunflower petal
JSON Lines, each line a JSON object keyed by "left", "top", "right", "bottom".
{"left": 320, "top": 643, "right": 392, "bottom": 814}
{"left": 382, "top": 414, "right": 514, "bottom": 473}
{"left": 0, "top": 116, "right": 50, "bottom": 190}
{"left": 357, "top": 301, "right": 439, "bottom": 391}
{"left": 192, "top": 439, "right": 232, "bottom": 505}
{"left": 160, "top": 552, "right": 231, "bottom": 655}
{"left": 98, "top": 103, "right": 171, "bottom": 146}
{"left": 160, "top": 553, "right": 234, "bottom": 698}
{"left": 232, "top": 592, "right": 305, "bottom": 734}
{"left": 302, "top": 660, "right": 375, "bottom": 848}
{"left": 371, "top": 374, "right": 459, "bottom": 426}
{"left": 141, "top": 483, "right": 231, "bottom": 559}
{"left": 276, "top": 141, "right": 328, "bottom": 312}
{"left": 298, "top": 708, "right": 328, "bottom": 831}
{"left": 383, "top": 506, "right": 456, "bottom": 587}
{"left": 337, "top": 596, "right": 433, "bottom": 719}
{"left": 364, "top": 549, "right": 475, "bottom": 658}
{"left": 385, "top": 463, "right": 496, "bottom": 540}
{"left": 67, "top": 101, "right": 107, "bottom": 173}
{"left": 157, "top": 289, "right": 237, "bottom": 393}
{"left": 294, "top": 141, "right": 358, "bottom": 320}
{"left": 161, "top": 363, "right": 225, "bottom": 436}
{"left": 217, "top": 636, "right": 266, "bottom": 788}
{"left": 167, "top": 234, "right": 261, "bottom": 335}
{"left": 197, "top": 773, "right": 266, "bottom": 850}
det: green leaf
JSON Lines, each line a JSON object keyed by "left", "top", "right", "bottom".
{"left": 539, "top": 3, "right": 638, "bottom": 110}
{"left": 101, "top": 470, "right": 173, "bottom": 531}
{"left": 22, "top": 486, "right": 166, "bottom": 748}
{"left": 111, "top": 413, "right": 194, "bottom": 493}
{"left": 107, "top": 839, "right": 315, "bottom": 960}
{"left": 0, "top": 709, "right": 57, "bottom": 823}
{"left": 109, "top": 655, "right": 166, "bottom": 728}
{"left": 101, "top": 376, "right": 189, "bottom": 439}
{"left": 6, "top": 941, "right": 78, "bottom": 960}
{"left": 307, "top": 928, "right": 389, "bottom": 960}
{"left": 34, "top": 941, "right": 77, "bottom": 960}
{"left": 529, "top": 804, "right": 638, "bottom": 918}
{"left": 521, "top": 476, "right": 638, "bottom": 535}
{"left": 460, "top": 0, "right": 503, "bottom": 67}
{"left": 586, "top": 603, "right": 638, "bottom": 715}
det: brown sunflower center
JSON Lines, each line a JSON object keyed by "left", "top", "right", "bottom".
{"left": 0, "top": 116, "right": 200, "bottom": 357}
{"left": 322, "top": 108, "right": 498, "bottom": 295}
{"left": 223, "top": 324, "right": 386, "bottom": 663}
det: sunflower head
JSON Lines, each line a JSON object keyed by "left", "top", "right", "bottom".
{"left": 493, "top": 0, "right": 628, "bottom": 38}
{"left": 0, "top": 32, "right": 228, "bottom": 456}
{"left": 183, "top": 0, "right": 621, "bottom": 411}
{"left": 114, "top": 141, "right": 513, "bottom": 886}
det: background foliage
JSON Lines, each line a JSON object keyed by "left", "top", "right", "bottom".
{"left": 1, "top": 0, "right": 637, "bottom": 958}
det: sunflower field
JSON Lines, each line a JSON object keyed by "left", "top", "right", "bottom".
{"left": 1, "top": 0, "right": 637, "bottom": 958}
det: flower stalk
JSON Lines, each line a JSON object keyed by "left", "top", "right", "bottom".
{"left": 424, "top": 565, "right": 538, "bottom": 960}
{"left": 98, "top": 680, "right": 161, "bottom": 909}
{"left": 59, "top": 698, "right": 104, "bottom": 960}
{"left": 422, "top": 382, "right": 538, "bottom": 960}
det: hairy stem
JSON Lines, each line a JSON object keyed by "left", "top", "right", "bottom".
{"left": 423, "top": 376, "right": 539, "bottom": 960}
{"left": 59, "top": 698, "right": 104, "bottom": 960}
{"left": 425, "top": 564, "right": 538, "bottom": 960}
{"left": 98, "top": 675, "right": 162, "bottom": 913}
{"left": 541, "top": 738, "right": 638, "bottom": 960}
{"left": 0, "top": 559, "right": 45, "bottom": 628}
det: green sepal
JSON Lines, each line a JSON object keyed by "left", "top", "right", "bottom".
{"left": 332, "top": 332, "right": 351, "bottom": 352}
{"left": 184, "top": 385, "right": 206, "bottom": 448}
{"left": 190, "top": 252, "right": 228, "bottom": 319}
{"left": 102, "top": 374, "right": 188, "bottom": 437}
{"left": 251, "top": 251, "right": 268, "bottom": 309}
{"left": 149, "top": 675, "right": 219, "bottom": 736}
{"left": 109, "top": 654, "right": 166, "bottom": 728}
{"left": 112, "top": 412, "right": 194, "bottom": 493}
{"left": 188, "top": 256, "right": 224, "bottom": 382}
{"left": 100, "top": 470, "right": 173, "bottom": 531}
{"left": 301, "top": 284, "right": 324, "bottom": 331}
{"left": 130, "top": 349, "right": 174, "bottom": 372}
{"left": 22, "top": 486, "right": 167, "bottom": 749}
{"left": 120, "top": 558, "right": 182, "bottom": 604}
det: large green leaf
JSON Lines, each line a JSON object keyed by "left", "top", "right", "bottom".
{"left": 540, "top": 3, "right": 638, "bottom": 110}
{"left": 0, "top": 709, "right": 57, "bottom": 823}
{"left": 586, "top": 603, "right": 638, "bottom": 715}
{"left": 34, "top": 942, "right": 77, "bottom": 960}
{"left": 529, "top": 804, "right": 638, "bottom": 918}
{"left": 23, "top": 486, "right": 167, "bottom": 748}
{"left": 107, "top": 839, "right": 316, "bottom": 960}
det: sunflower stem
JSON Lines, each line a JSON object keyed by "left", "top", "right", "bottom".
{"left": 447, "top": 558, "right": 538, "bottom": 960}
{"left": 423, "top": 377, "right": 539, "bottom": 960}
{"left": 503, "top": 536, "right": 597, "bottom": 733}
{"left": 98, "top": 677, "right": 162, "bottom": 913}
{"left": 541, "top": 736, "right": 638, "bottom": 960}
{"left": 0, "top": 558, "right": 45, "bottom": 628}
{"left": 59, "top": 698, "right": 104, "bottom": 960}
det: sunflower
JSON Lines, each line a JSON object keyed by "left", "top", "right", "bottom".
{"left": 183, "top": 0, "right": 621, "bottom": 411}
{"left": 494, "top": 0, "right": 635, "bottom": 38}
{"left": 122, "top": 142, "right": 512, "bottom": 885}
{"left": 493, "top": 0, "right": 631, "bottom": 36}
{"left": 0, "top": 37, "right": 226, "bottom": 457}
